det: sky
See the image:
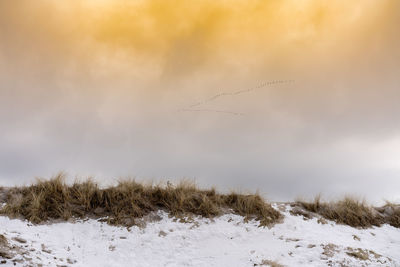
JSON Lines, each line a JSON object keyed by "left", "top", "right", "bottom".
{"left": 0, "top": 0, "right": 399, "bottom": 202}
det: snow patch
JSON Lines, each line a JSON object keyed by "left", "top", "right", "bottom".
{"left": 0, "top": 204, "right": 399, "bottom": 266}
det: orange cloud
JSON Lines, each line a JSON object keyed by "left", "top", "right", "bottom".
{"left": 1, "top": 0, "right": 398, "bottom": 82}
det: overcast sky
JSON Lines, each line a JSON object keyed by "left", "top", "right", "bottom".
{"left": 1, "top": 0, "right": 399, "bottom": 202}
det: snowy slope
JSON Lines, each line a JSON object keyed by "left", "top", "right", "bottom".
{"left": 0, "top": 204, "right": 399, "bottom": 267}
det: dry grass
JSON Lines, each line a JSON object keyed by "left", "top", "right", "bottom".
{"left": 376, "top": 201, "right": 400, "bottom": 228}
{"left": 0, "top": 174, "right": 282, "bottom": 227}
{"left": 345, "top": 248, "right": 372, "bottom": 261}
{"left": 387, "top": 209, "right": 400, "bottom": 228}
{"left": 0, "top": 234, "right": 13, "bottom": 259}
{"left": 297, "top": 196, "right": 400, "bottom": 228}
{"left": 256, "top": 259, "right": 285, "bottom": 267}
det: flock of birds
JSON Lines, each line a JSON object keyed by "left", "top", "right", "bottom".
{"left": 178, "top": 79, "right": 295, "bottom": 116}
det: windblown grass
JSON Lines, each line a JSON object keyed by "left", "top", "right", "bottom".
{"left": 376, "top": 201, "right": 400, "bottom": 228}
{"left": 297, "top": 195, "right": 400, "bottom": 228}
{"left": 0, "top": 174, "right": 282, "bottom": 227}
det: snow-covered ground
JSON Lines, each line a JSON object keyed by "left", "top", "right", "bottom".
{"left": 0, "top": 204, "right": 399, "bottom": 267}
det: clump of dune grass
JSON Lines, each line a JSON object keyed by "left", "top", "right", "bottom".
{"left": 376, "top": 202, "right": 400, "bottom": 228}
{"left": 0, "top": 174, "right": 282, "bottom": 227}
{"left": 296, "top": 195, "right": 400, "bottom": 228}
{"left": 387, "top": 208, "right": 400, "bottom": 228}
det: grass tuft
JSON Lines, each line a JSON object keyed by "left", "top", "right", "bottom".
{"left": 297, "top": 196, "right": 400, "bottom": 228}
{"left": 0, "top": 174, "right": 282, "bottom": 227}
{"left": 376, "top": 201, "right": 400, "bottom": 228}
